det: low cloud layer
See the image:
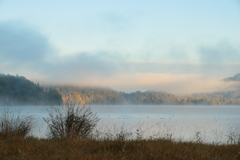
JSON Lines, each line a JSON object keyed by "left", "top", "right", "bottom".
{"left": 53, "top": 73, "right": 237, "bottom": 95}
{"left": 1, "top": 21, "right": 240, "bottom": 95}
{"left": 0, "top": 21, "right": 53, "bottom": 64}
{"left": 39, "top": 53, "right": 119, "bottom": 81}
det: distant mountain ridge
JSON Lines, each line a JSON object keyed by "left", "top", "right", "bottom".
{"left": 223, "top": 73, "right": 240, "bottom": 81}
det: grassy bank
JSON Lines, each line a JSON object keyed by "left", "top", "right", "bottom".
{"left": 0, "top": 104, "right": 239, "bottom": 159}
{"left": 0, "top": 136, "right": 240, "bottom": 160}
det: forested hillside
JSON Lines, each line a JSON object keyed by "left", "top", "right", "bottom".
{"left": 53, "top": 73, "right": 240, "bottom": 105}
{"left": 53, "top": 86, "right": 240, "bottom": 105}
{"left": 54, "top": 86, "right": 181, "bottom": 105}
{"left": 0, "top": 74, "right": 62, "bottom": 105}
{"left": 2, "top": 73, "right": 240, "bottom": 105}
{"left": 54, "top": 86, "right": 124, "bottom": 104}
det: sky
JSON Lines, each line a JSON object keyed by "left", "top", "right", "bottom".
{"left": 0, "top": 0, "right": 240, "bottom": 94}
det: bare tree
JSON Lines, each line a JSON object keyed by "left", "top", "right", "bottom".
{"left": 44, "top": 103, "right": 99, "bottom": 140}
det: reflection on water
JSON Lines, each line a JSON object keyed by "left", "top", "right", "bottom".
{"left": 0, "top": 105, "right": 239, "bottom": 143}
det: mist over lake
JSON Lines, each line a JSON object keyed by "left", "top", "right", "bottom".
{"left": 1, "top": 1, "right": 240, "bottom": 158}
{"left": 1, "top": 105, "right": 239, "bottom": 143}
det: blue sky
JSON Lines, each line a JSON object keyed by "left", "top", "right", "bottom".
{"left": 0, "top": 0, "right": 240, "bottom": 93}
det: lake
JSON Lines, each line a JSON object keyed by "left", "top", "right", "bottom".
{"left": 0, "top": 105, "right": 239, "bottom": 143}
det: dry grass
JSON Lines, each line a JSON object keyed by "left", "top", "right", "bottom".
{"left": 0, "top": 105, "right": 239, "bottom": 159}
{"left": 0, "top": 109, "right": 36, "bottom": 138}
{"left": 0, "top": 136, "right": 239, "bottom": 160}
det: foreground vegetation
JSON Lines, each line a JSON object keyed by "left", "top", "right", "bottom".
{"left": 0, "top": 104, "right": 240, "bottom": 159}
{"left": 0, "top": 136, "right": 239, "bottom": 160}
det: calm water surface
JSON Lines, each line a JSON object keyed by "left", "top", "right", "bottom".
{"left": 0, "top": 105, "right": 239, "bottom": 143}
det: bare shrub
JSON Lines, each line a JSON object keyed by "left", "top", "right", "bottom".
{"left": 43, "top": 103, "right": 100, "bottom": 140}
{"left": 0, "top": 109, "right": 36, "bottom": 138}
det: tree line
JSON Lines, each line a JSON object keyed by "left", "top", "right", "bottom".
{"left": 2, "top": 73, "right": 240, "bottom": 105}
{"left": 0, "top": 74, "right": 62, "bottom": 105}
{"left": 53, "top": 86, "right": 240, "bottom": 105}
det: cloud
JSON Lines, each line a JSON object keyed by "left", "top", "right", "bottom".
{"left": 0, "top": 20, "right": 239, "bottom": 95}
{"left": 199, "top": 41, "right": 240, "bottom": 63}
{"left": 119, "top": 62, "right": 240, "bottom": 78}
{"left": 57, "top": 73, "right": 237, "bottom": 95}
{"left": 33, "top": 56, "right": 240, "bottom": 95}
{"left": 39, "top": 52, "right": 119, "bottom": 82}
{"left": 4, "top": 49, "right": 239, "bottom": 93}
{"left": 0, "top": 21, "right": 53, "bottom": 64}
